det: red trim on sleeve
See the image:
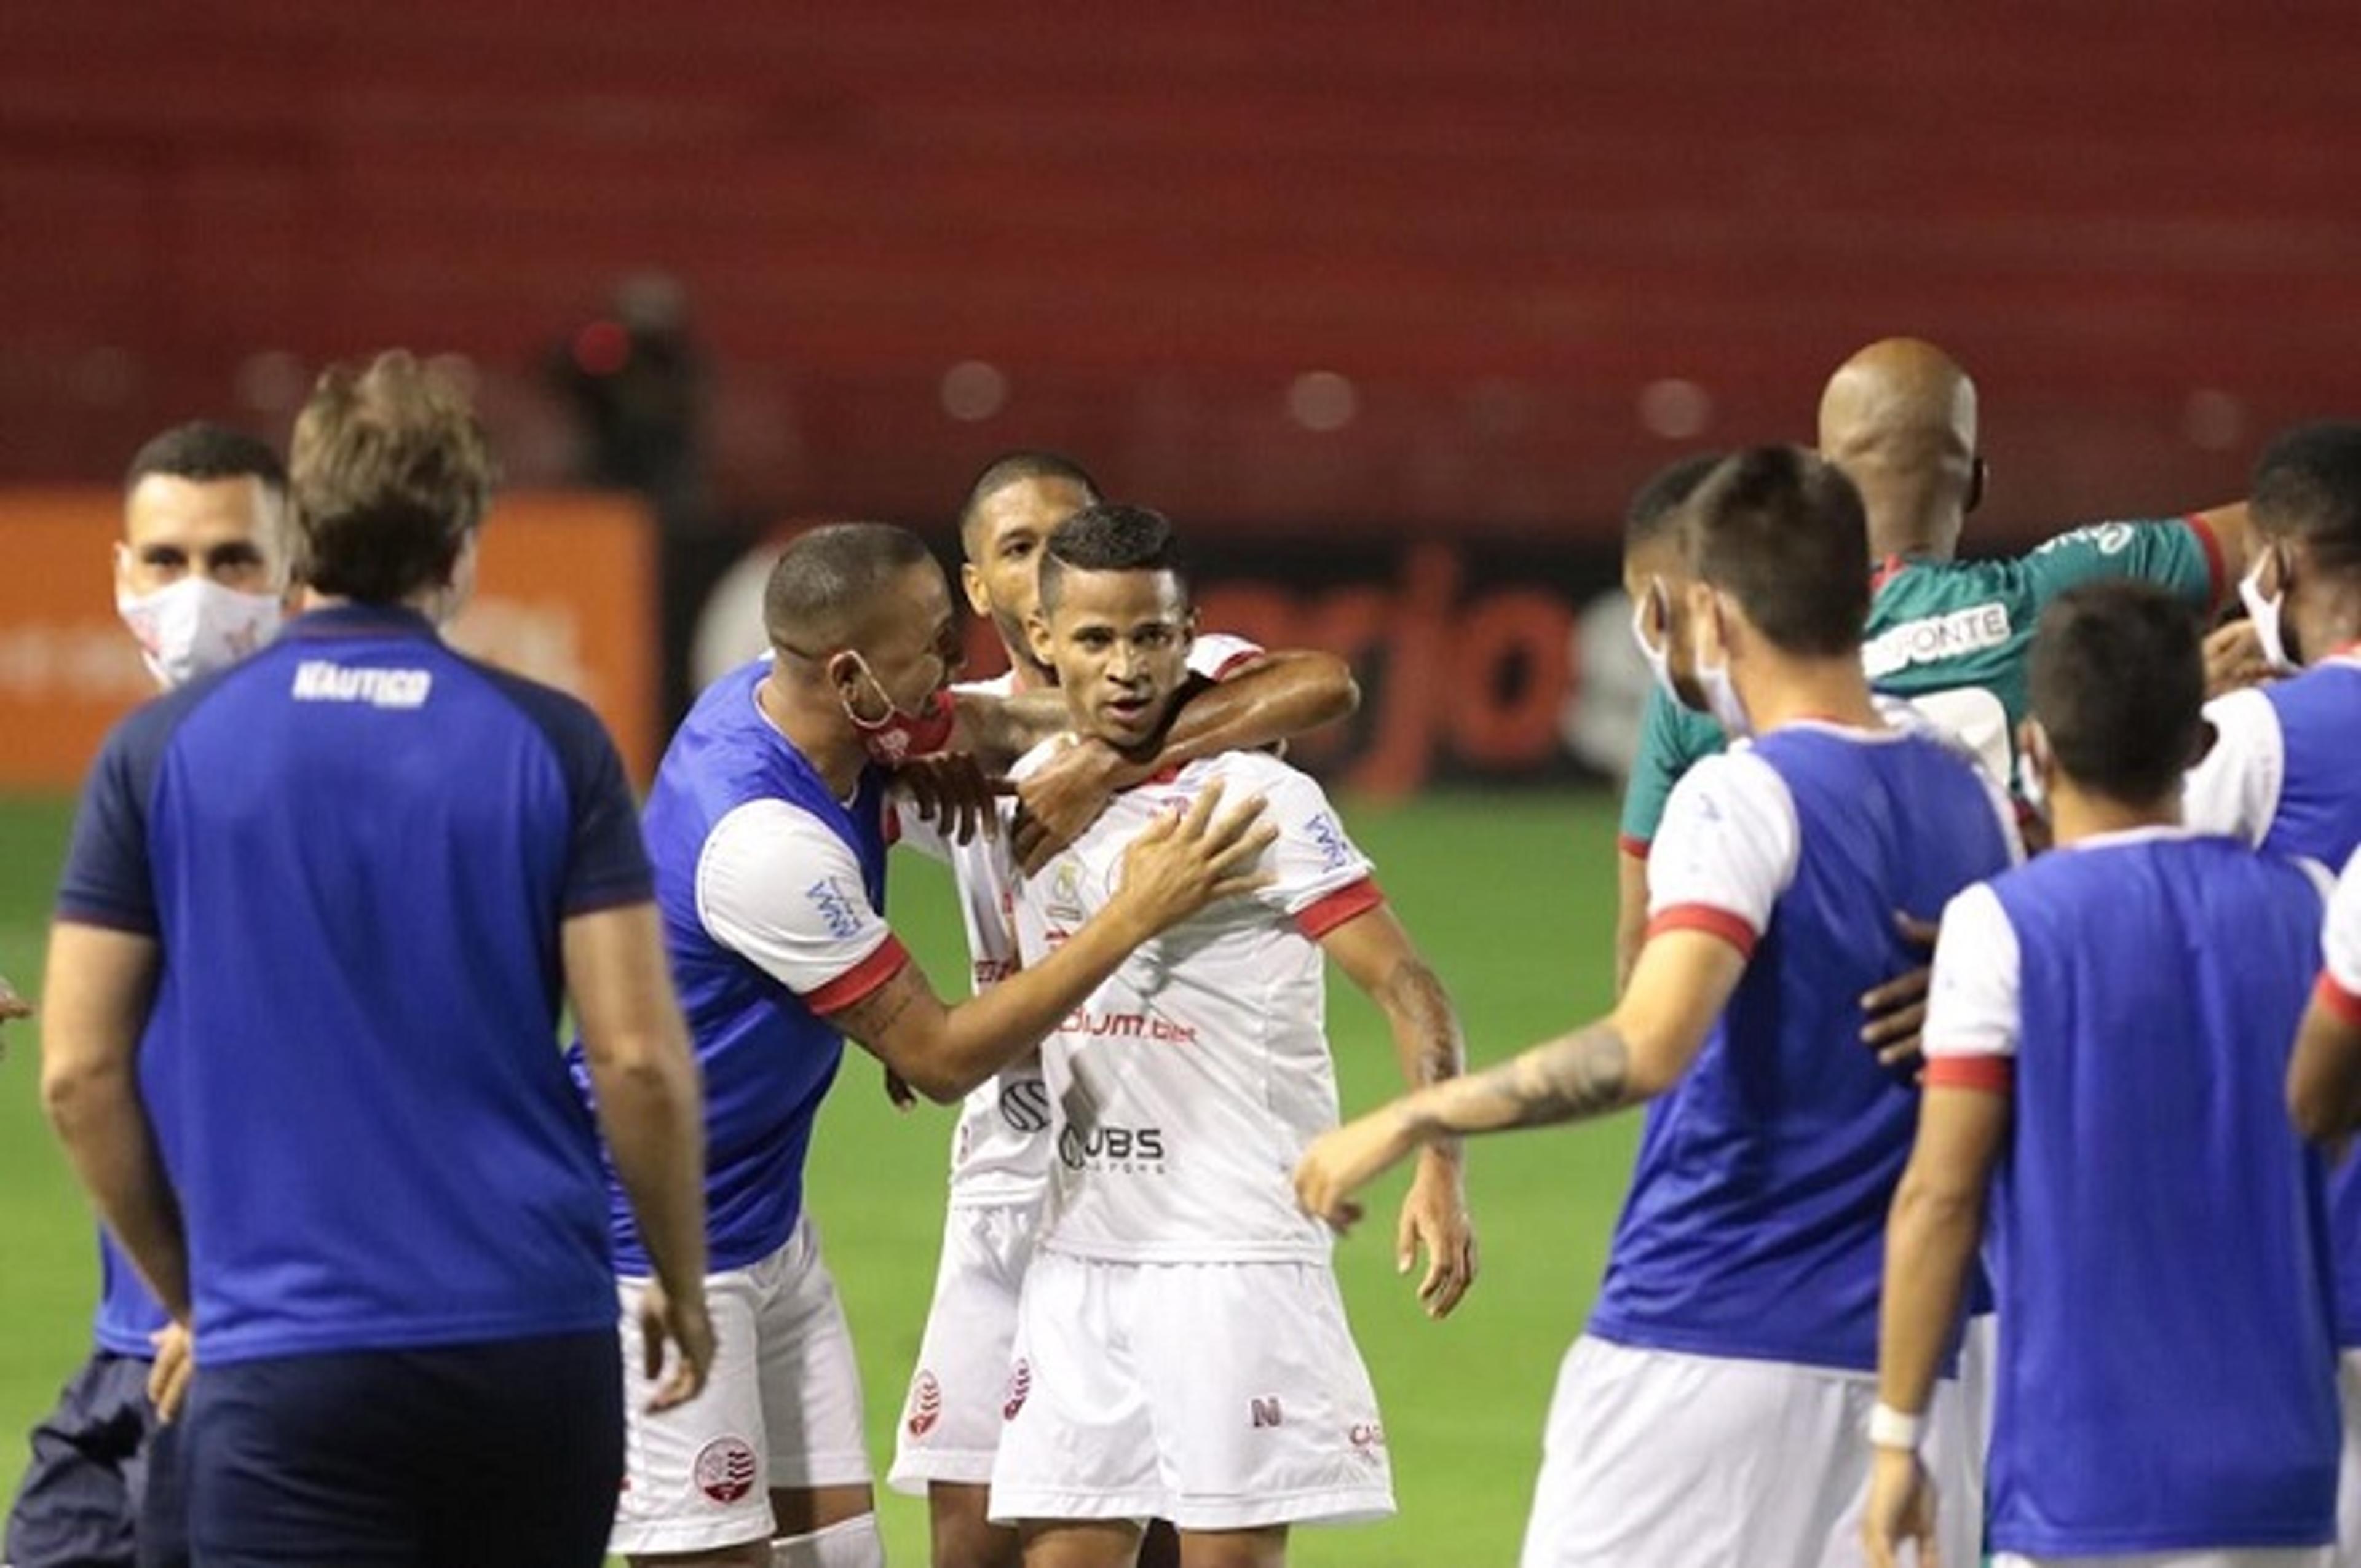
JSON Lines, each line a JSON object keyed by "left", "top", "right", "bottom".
{"left": 1924, "top": 1055, "right": 2015, "bottom": 1095}
{"left": 805, "top": 935, "right": 912, "bottom": 1016}
{"left": 1211, "top": 647, "right": 1264, "bottom": 681}
{"left": 1617, "top": 833, "right": 1652, "bottom": 861}
{"left": 883, "top": 805, "right": 902, "bottom": 847}
{"left": 2185, "top": 512, "right": 2228, "bottom": 611}
{"left": 1296, "top": 877, "right": 1385, "bottom": 939}
{"left": 1870, "top": 554, "right": 1913, "bottom": 594}
{"left": 2317, "top": 972, "right": 2361, "bottom": 1032}
{"left": 1644, "top": 903, "right": 1758, "bottom": 960}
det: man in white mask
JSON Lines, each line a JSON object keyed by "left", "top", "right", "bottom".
{"left": 6, "top": 422, "right": 286, "bottom": 1568}
{"left": 114, "top": 422, "right": 289, "bottom": 691}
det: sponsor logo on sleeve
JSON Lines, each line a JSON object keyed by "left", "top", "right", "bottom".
{"left": 1305, "top": 810, "right": 1353, "bottom": 872}
{"left": 804, "top": 876, "right": 868, "bottom": 941}
{"left": 2031, "top": 522, "right": 2134, "bottom": 557}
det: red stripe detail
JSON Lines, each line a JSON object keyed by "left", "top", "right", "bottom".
{"left": 2185, "top": 513, "right": 2228, "bottom": 611}
{"left": 1297, "top": 877, "right": 1385, "bottom": 939}
{"left": 805, "top": 935, "right": 912, "bottom": 1015}
{"left": 2317, "top": 972, "right": 2361, "bottom": 1032}
{"left": 1645, "top": 903, "right": 1759, "bottom": 959}
{"left": 883, "top": 805, "right": 903, "bottom": 847}
{"left": 1870, "top": 554, "right": 1912, "bottom": 593}
{"left": 1925, "top": 1055, "right": 2015, "bottom": 1095}
{"left": 1211, "top": 648, "right": 1264, "bottom": 681}
{"left": 1617, "top": 834, "right": 1651, "bottom": 861}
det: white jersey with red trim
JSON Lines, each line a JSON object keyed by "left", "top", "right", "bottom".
{"left": 899, "top": 634, "right": 1267, "bottom": 1206}
{"left": 1005, "top": 744, "right": 1380, "bottom": 1264}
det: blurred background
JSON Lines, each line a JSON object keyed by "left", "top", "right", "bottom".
{"left": 2, "top": 2, "right": 2357, "bottom": 1559}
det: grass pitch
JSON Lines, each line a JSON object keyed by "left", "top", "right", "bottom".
{"left": 0, "top": 790, "right": 1637, "bottom": 1565}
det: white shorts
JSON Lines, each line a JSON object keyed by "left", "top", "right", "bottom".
{"left": 610, "top": 1218, "right": 873, "bottom": 1556}
{"left": 1520, "top": 1336, "right": 1977, "bottom": 1568}
{"left": 888, "top": 1197, "right": 1042, "bottom": 1493}
{"left": 987, "top": 1250, "right": 1394, "bottom": 1532}
{"left": 1996, "top": 1554, "right": 2330, "bottom": 1567}
{"left": 2338, "top": 1348, "right": 2361, "bottom": 1568}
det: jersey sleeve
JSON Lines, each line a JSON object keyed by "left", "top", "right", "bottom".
{"left": 1642, "top": 750, "right": 1798, "bottom": 959}
{"left": 696, "top": 799, "right": 910, "bottom": 1015}
{"left": 2022, "top": 517, "right": 2225, "bottom": 612}
{"left": 2181, "top": 688, "right": 2283, "bottom": 847}
{"left": 1188, "top": 632, "right": 1267, "bottom": 682}
{"left": 1619, "top": 688, "right": 1728, "bottom": 856}
{"left": 2321, "top": 851, "right": 2361, "bottom": 1028}
{"left": 1921, "top": 883, "right": 2022, "bottom": 1092}
{"left": 558, "top": 721, "right": 657, "bottom": 916}
{"left": 1244, "top": 767, "right": 1385, "bottom": 938}
{"left": 53, "top": 718, "right": 163, "bottom": 934}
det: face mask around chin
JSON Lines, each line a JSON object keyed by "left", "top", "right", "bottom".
{"left": 1690, "top": 600, "right": 1751, "bottom": 738}
{"left": 116, "top": 577, "right": 283, "bottom": 691}
{"left": 1629, "top": 585, "right": 1680, "bottom": 704}
{"left": 839, "top": 656, "right": 956, "bottom": 766}
{"left": 2237, "top": 560, "right": 2302, "bottom": 674}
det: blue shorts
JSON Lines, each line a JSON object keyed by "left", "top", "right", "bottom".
{"left": 4, "top": 1346, "right": 186, "bottom": 1568}
{"left": 184, "top": 1331, "right": 622, "bottom": 1567}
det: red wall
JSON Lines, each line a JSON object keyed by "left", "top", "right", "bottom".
{"left": 4, "top": 1, "right": 2357, "bottom": 537}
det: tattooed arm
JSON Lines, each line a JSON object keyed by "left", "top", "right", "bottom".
{"left": 1294, "top": 929, "right": 1747, "bottom": 1226}
{"left": 1321, "top": 905, "right": 1476, "bottom": 1316}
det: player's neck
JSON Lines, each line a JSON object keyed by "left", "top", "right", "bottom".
{"left": 1000, "top": 645, "right": 1055, "bottom": 695}
{"left": 2046, "top": 783, "right": 2181, "bottom": 848}
{"left": 1864, "top": 494, "right": 1964, "bottom": 564}
{"left": 1739, "top": 657, "right": 1884, "bottom": 734}
{"left": 2294, "top": 587, "right": 2361, "bottom": 662}
{"left": 755, "top": 671, "right": 871, "bottom": 798}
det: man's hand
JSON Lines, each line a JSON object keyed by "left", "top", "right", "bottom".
{"left": 2204, "top": 618, "right": 2276, "bottom": 700}
{"left": 881, "top": 1064, "right": 917, "bottom": 1112}
{"left": 147, "top": 1321, "right": 193, "bottom": 1423}
{"left": 1396, "top": 1155, "right": 1476, "bottom": 1319}
{"left": 637, "top": 1277, "right": 717, "bottom": 1414}
{"left": 1861, "top": 1446, "right": 1940, "bottom": 1568}
{"left": 1294, "top": 1107, "right": 1417, "bottom": 1232}
{"left": 1860, "top": 913, "right": 1940, "bottom": 1075}
{"left": 1013, "top": 738, "right": 1133, "bottom": 875}
{"left": 0, "top": 973, "right": 30, "bottom": 1061}
{"left": 1105, "top": 782, "right": 1276, "bottom": 935}
{"left": 894, "top": 754, "right": 1011, "bottom": 847}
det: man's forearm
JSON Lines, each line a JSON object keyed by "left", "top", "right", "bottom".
{"left": 906, "top": 901, "right": 1160, "bottom": 1101}
{"left": 1378, "top": 954, "right": 1468, "bottom": 1165}
{"left": 1394, "top": 1021, "right": 1636, "bottom": 1142}
{"left": 591, "top": 1045, "right": 710, "bottom": 1299}
{"left": 46, "top": 1071, "right": 190, "bottom": 1319}
{"left": 952, "top": 689, "right": 1067, "bottom": 767}
{"left": 1875, "top": 1174, "right": 1983, "bottom": 1417}
{"left": 1139, "top": 653, "right": 1358, "bottom": 776}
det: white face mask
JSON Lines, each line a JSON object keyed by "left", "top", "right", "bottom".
{"left": 1629, "top": 580, "right": 1679, "bottom": 702}
{"left": 2237, "top": 557, "right": 2301, "bottom": 675}
{"left": 1691, "top": 596, "right": 1751, "bottom": 738}
{"left": 116, "top": 577, "right": 283, "bottom": 691}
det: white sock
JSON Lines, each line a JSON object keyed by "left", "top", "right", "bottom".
{"left": 770, "top": 1513, "right": 887, "bottom": 1568}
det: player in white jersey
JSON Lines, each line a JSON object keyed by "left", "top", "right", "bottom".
{"left": 888, "top": 455, "right": 1361, "bottom": 1568}
{"left": 2291, "top": 849, "right": 2361, "bottom": 1139}
{"left": 978, "top": 504, "right": 1473, "bottom": 1568}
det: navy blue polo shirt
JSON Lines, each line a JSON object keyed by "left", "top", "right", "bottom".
{"left": 56, "top": 604, "right": 651, "bottom": 1365}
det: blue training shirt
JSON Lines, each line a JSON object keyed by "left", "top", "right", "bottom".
{"left": 56, "top": 604, "right": 651, "bottom": 1365}
{"left": 1589, "top": 723, "right": 2016, "bottom": 1372}
{"left": 1932, "top": 834, "right": 2338, "bottom": 1556}
{"left": 572, "top": 657, "right": 899, "bottom": 1277}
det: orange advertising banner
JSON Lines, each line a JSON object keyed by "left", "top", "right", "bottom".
{"left": 0, "top": 489, "right": 658, "bottom": 792}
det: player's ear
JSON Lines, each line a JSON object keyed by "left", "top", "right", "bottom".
{"left": 1966, "top": 455, "right": 1988, "bottom": 515}
{"left": 960, "top": 560, "right": 991, "bottom": 619}
{"left": 1024, "top": 609, "right": 1056, "bottom": 671}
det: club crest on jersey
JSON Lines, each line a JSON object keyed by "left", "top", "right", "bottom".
{"left": 905, "top": 1371, "right": 943, "bottom": 1438}
{"left": 693, "top": 1436, "right": 758, "bottom": 1505}
{"left": 1045, "top": 860, "right": 1086, "bottom": 923}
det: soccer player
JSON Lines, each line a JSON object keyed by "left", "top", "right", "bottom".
{"left": 890, "top": 454, "right": 1359, "bottom": 1568}
{"left": 40, "top": 351, "right": 715, "bottom": 1564}
{"left": 595, "top": 520, "right": 1276, "bottom": 1568}
{"left": 984, "top": 503, "right": 1474, "bottom": 1568}
{"left": 1615, "top": 337, "right": 2252, "bottom": 984}
{"left": 1299, "top": 446, "right": 2018, "bottom": 1568}
{"left": 1865, "top": 582, "right": 2339, "bottom": 1568}
{"left": 2181, "top": 420, "right": 2361, "bottom": 1564}
{"left": 7, "top": 422, "right": 288, "bottom": 1568}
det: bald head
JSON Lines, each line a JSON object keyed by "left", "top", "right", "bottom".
{"left": 1816, "top": 338, "right": 1982, "bottom": 560}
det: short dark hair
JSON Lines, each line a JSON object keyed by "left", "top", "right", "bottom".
{"left": 764, "top": 522, "right": 938, "bottom": 654}
{"left": 125, "top": 422, "right": 287, "bottom": 494}
{"left": 1037, "top": 504, "right": 1187, "bottom": 616}
{"left": 2252, "top": 421, "right": 2361, "bottom": 574}
{"left": 290, "top": 352, "right": 495, "bottom": 604}
{"left": 959, "top": 451, "right": 1101, "bottom": 551}
{"left": 1624, "top": 451, "right": 1724, "bottom": 551}
{"left": 2028, "top": 581, "right": 2203, "bottom": 803}
{"left": 1680, "top": 445, "right": 1870, "bottom": 657}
